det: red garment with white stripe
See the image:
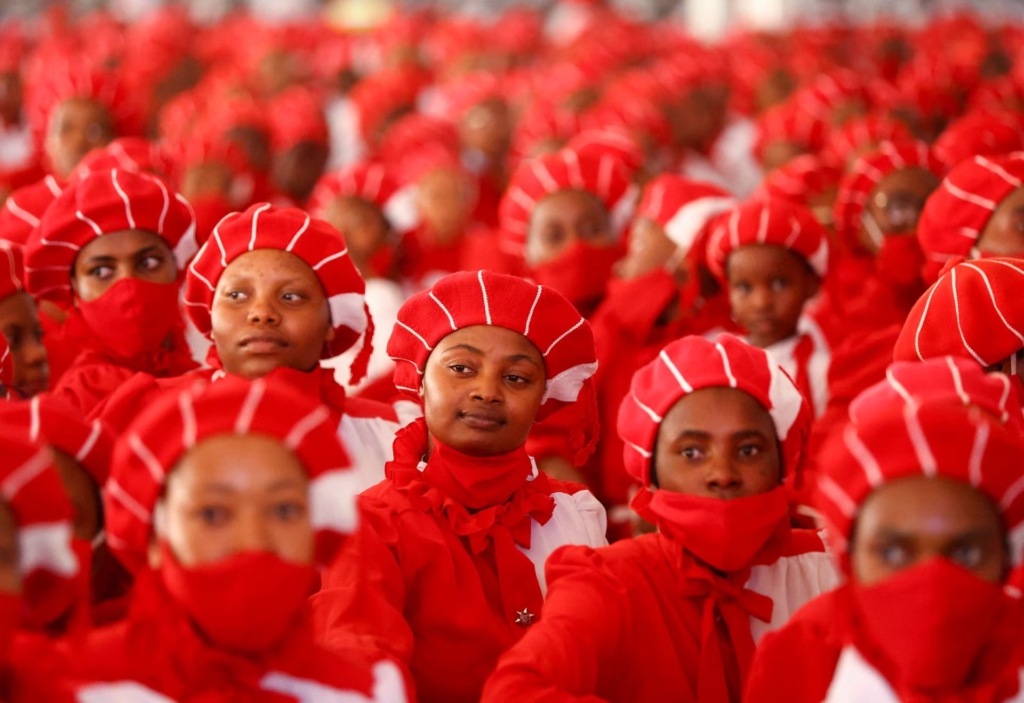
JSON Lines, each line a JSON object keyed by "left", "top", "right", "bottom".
{"left": 311, "top": 420, "right": 608, "bottom": 703}
{"left": 481, "top": 529, "right": 838, "bottom": 703}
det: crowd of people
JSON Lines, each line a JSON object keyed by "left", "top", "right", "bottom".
{"left": 1, "top": 0, "right": 1024, "bottom": 700}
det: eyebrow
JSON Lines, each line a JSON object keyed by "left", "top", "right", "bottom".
{"left": 672, "top": 429, "right": 712, "bottom": 442}
{"left": 195, "top": 478, "right": 307, "bottom": 494}
{"left": 507, "top": 353, "right": 542, "bottom": 369}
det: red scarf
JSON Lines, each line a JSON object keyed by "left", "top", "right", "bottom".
{"left": 634, "top": 489, "right": 778, "bottom": 702}
{"left": 386, "top": 418, "right": 556, "bottom": 627}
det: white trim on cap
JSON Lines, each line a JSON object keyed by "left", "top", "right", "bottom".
{"left": 663, "top": 196, "right": 736, "bottom": 252}
{"left": 20, "top": 522, "right": 77, "bottom": 577}
{"left": 76, "top": 681, "right": 177, "bottom": 703}
{"left": 4, "top": 197, "right": 40, "bottom": 227}
{"left": 309, "top": 469, "right": 360, "bottom": 535}
{"left": 329, "top": 292, "right": 368, "bottom": 334}
{"left": 541, "top": 361, "right": 598, "bottom": 405}
{"left": 805, "top": 237, "right": 830, "bottom": 276}
{"left": 765, "top": 359, "right": 801, "bottom": 442}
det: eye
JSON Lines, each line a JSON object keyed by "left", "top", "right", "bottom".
{"left": 878, "top": 543, "right": 910, "bottom": 568}
{"left": 680, "top": 446, "right": 705, "bottom": 460}
{"left": 448, "top": 364, "right": 472, "bottom": 374}
{"left": 271, "top": 500, "right": 307, "bottom": 522}
{"left": 771, "top": 278, "right": 789, "bottom": 291}
{"left": 139, "top": 255, "right": 164, "bottom": 272}
{"left": 196, "top": 505, "right": 230, "bottom": 527}
{"left": 4, "top": 329, "right": 21, "bottom": 350}
{"left": 281, "top": 292, "right": 306, "bottom": 303}
{"left": 542, "top": 228, "right": 566, "bottom": 246}
{"left": 732, "top": 282, "right": 751, "bottom": 294}
{"left": 738, "top": 443, "right": 762, "bottom": 458}
{"left": 89, "top": 265, "right": 115, "bottom": 280}
{"left": 225, "top": 290, "right": 246, "bottom": 301}
{"left": 949, "top": 543, "right": 985, "bottom": 569}
{"left": 505, "top": 373, "right": 530, "bottom": 384}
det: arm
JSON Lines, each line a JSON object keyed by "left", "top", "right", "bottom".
{"left": 480, "top": 546, "right": 623, "bottom": 703}
{"left": 310, "top": 497, "right": 415, "bottom": 676}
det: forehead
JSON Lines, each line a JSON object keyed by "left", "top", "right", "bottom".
{"left": 54, "top": 97, "right": 110, "bottom": 123}
{"left": 78, "top": 228, "right": 170, "bottom": 260}
{"left": 661, "top": 386, "right": 776, "bottom": 437}
{"left": 431, "top": 325, "right": 543, "bottom": 364}
{"left": 328, "top": 195, "right": 381, "bottom": 221}
{"left": 856, "top": 475, "right": 1003, "bottom": 538}
{"left": 221, "top": 248, "right": 321, "bottom": 284}
{"left": 727, "top": 244, "right": 809, "bottom": 279}
{"left": 872, "top": 166, "right": 939, "bottom": 198}
{"left": 173, "top": 433, "right": 308, "bottom": 486}
{"left": 531, "top": 189, "right": 607, "bottom": 223}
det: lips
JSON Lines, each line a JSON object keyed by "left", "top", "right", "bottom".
{"left": 458, "top": 409, "right": 507, "bottom": 431}
{"left": 239, "top": 332, "right": 288, "bottom": 354}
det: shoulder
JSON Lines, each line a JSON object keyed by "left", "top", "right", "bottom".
{"left": 547, "top": 533, "right": 666, "bottom": 584}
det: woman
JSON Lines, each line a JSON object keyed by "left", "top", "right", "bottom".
{"left": 0, "top": 243, "right": 47, "bottom": 398}
{"left": 39, "top": 376, "right": 408, "bottom": 701}
{"left": 100, "top": 203, "right": 416, "bottom": 491}
{"left": 746, "top": 368, "right": 1024, "bottom": 701}
{"left": 23, "top": 168, "right": 199, "bottom": 415}
{"left": 312, "top": 270, "right": 608, "bottom": 703}
{"left": 482, "top": 334, "right": 839, "bottom": 702}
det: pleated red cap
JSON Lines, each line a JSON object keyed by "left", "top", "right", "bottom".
{"left": 0, "top": 242, "right": 24, "bottom": 302}
{"left": 0, "top": 176, "right": 63, "bottom": 248}
{"left": 0, "top": 335, "right": 11, "bottom": 392}
{"left": 636, "top": 174, "right": 735, "bottom": 253}
{"left": 309, "top": 161, "right": 417, "bottom": 236}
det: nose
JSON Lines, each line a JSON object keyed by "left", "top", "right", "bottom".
{"left": 232, "top": 507, "right": 274, "bottom": 554}
{"left": 246, "top": 294, "right": 281, "bottom": 326}
{"left": 705, "top": 454, "right": 743, "bottom": 498}
{"left": 750, "top": 286, "right": 773, "bottom": 312}
{"left": 22, "top": 336, "right": 47, "bottom": 367}
{"left": 470, "top": 371, "right": 504, "bottom": 404}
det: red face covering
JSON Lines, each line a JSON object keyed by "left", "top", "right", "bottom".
{"left": 530, "top": 241, "right": 622, "bottom": 313}
{"left": 160, "top": 545, "right": 316, "bottom": 655}
{"left": 636, "top": 486, "right": 790, "bottom": 572}
{"left": 876, "top": 235, "right": 925, "bottom": 288}
{"left": 852, "top": 558, "right": 1012, "bottom": 694}
{"left": 76, "top": 278, "right": 182, "bottom": 360}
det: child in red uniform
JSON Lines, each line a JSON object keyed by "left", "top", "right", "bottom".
{"left": 23, "top": 168, "right": 198, "bottom": 415}
{"left": 482, "top": 334, "right": 839, "bottom": 702}
{"left": 707, "top": 198, "right": 832, "bottom": 416}
{"left": 312, "top": 271, "right": 608, "bottom": 703}
{"left": 99, "top": 203, "right": 416, "bottom": 491}
{"left": 38, "top": 377, "right": 408, "bottom": 702}
{"left": 747, "top": 362, "right": 1024, "bottom": 702}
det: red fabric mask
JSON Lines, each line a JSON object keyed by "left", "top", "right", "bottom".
{"left": 876, "top": 234, "right": 925, "bottom": 288}
{"left": 635, "top": 486, "right": 790, "bottom": 572}
{"left": 852, "top": 558, "right": 1012, "bottom": 695}
{"left": 160, "top": 545, "right": 315, "bottom": 655}
{"left": 76, "top": 278, "right": 182, "bottom": 361}
{"left": 423, "top": 432, "right": 536, "bottom": 511}
{"left": 530, "top": 241, "right": 622, "bottom": 313}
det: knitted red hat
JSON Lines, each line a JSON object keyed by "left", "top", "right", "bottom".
{"left": 917, "top": 154, "right": 1024, "bottom": 268}
{"left": 184, "top": 204, "right": 372, "bottom": 377}
{"left": 71, "top": 137, "right": 170, "bottom": 184}
{"left": 0, "top": 426, "right": 78, "bottom": 628}
{"left": 832, "top": 140, "right": 945, "bottom": 250}
{"left": 105, "top": 375, "right": 358, "bottom": 574}
{"left": 894, "top": 257, "right": 1024, "bottom": 367}
{"left": 754, "top": 102, "right": 828, "bottom": 164}
{"left": 635, "top": 174, "right": 735, "bottom": 253}
{"left": 706, "top": 198, "right": 830, "bottom": 280}
{"left": 388, "top": 270, "right": 599, "bottom": 460}
{"left": 499, "top": 147, "right": 636, "bottom": 258}
{"left": 566, "top": 129, "right": 645, "bottom": 178}
{"left": 0, "top": 395, "right": 115, "bottom": 485}
{"left": 821, "top": 114, "right": 912, "bottom": 167}
{"left": 24, "top": 169, "right": 197, "bottom": 303}
{"left": 850, "top": 356, "right": 1023, "bottom": 433}
{"left": 818, "top": 401, "right": 1024, "bottom": 573}
{"left": 754, "top": 154, "right": 842, "bottom": 208}
{"left": 618, "top": 334, "right": 812, "bottom": 488}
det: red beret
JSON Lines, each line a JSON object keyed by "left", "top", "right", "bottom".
{"left": 821, "top": 114, "right": 911, "bottom": 166}
{"left": 755, "top": 155, "right": 842, "bottom": 208}
{"left": 309, "top": 161, "right": 417, "bottom": 236}
{"left": 932, "top": 112, "right": 1024, "bottom": 168}
{"left": 0, "top": 176, "right": 63, "bottom": 248}
{"left": 267, "top": 87, "right": 328, "bottom": 153}
{"left": 0, "top": 242, "right": 24, "bottom": 302}
{"left": 636, "top": 174, "right": 735, "bottom": 253}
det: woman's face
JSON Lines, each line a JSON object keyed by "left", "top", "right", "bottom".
{"left": 654, "top": 387, "right": 782, "bottom": 499}
{"left": 45, "top": 98, "right": 114, "bottom": 180}
{"left": 423, "top": 325, "right": 546, "bottom": 457}
{"left": 154, "top": 433, "right": 314, "bottom": 568}
{"left": 851, "top": 475, "right": 1007, "bottom": 586}
{"left": 73, "top": 229, "right": 177, "bottom": 303}
{"left": 324, "top": 196, "right": 390, "bottom": 279}
{"left": 526, "top": 189, "right": 614, "bottom": 266}
{"left": 211, "top": 249, "right": 334, "bottom": 380}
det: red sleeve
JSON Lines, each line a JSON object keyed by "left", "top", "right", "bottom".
{"left": 87, "top": 372, "right": 163, "bottom": 432}
{"left": 311, "top": 495, "right": 415, "bottom": 680}
{"left": 480, "top": 545, "right": 622, "bottom": 703}
{"left": 591, "top": 271, "right": 680, "bottom": 356}
{"left": 744, "top": 601, "right": 841, "bottom": 703}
